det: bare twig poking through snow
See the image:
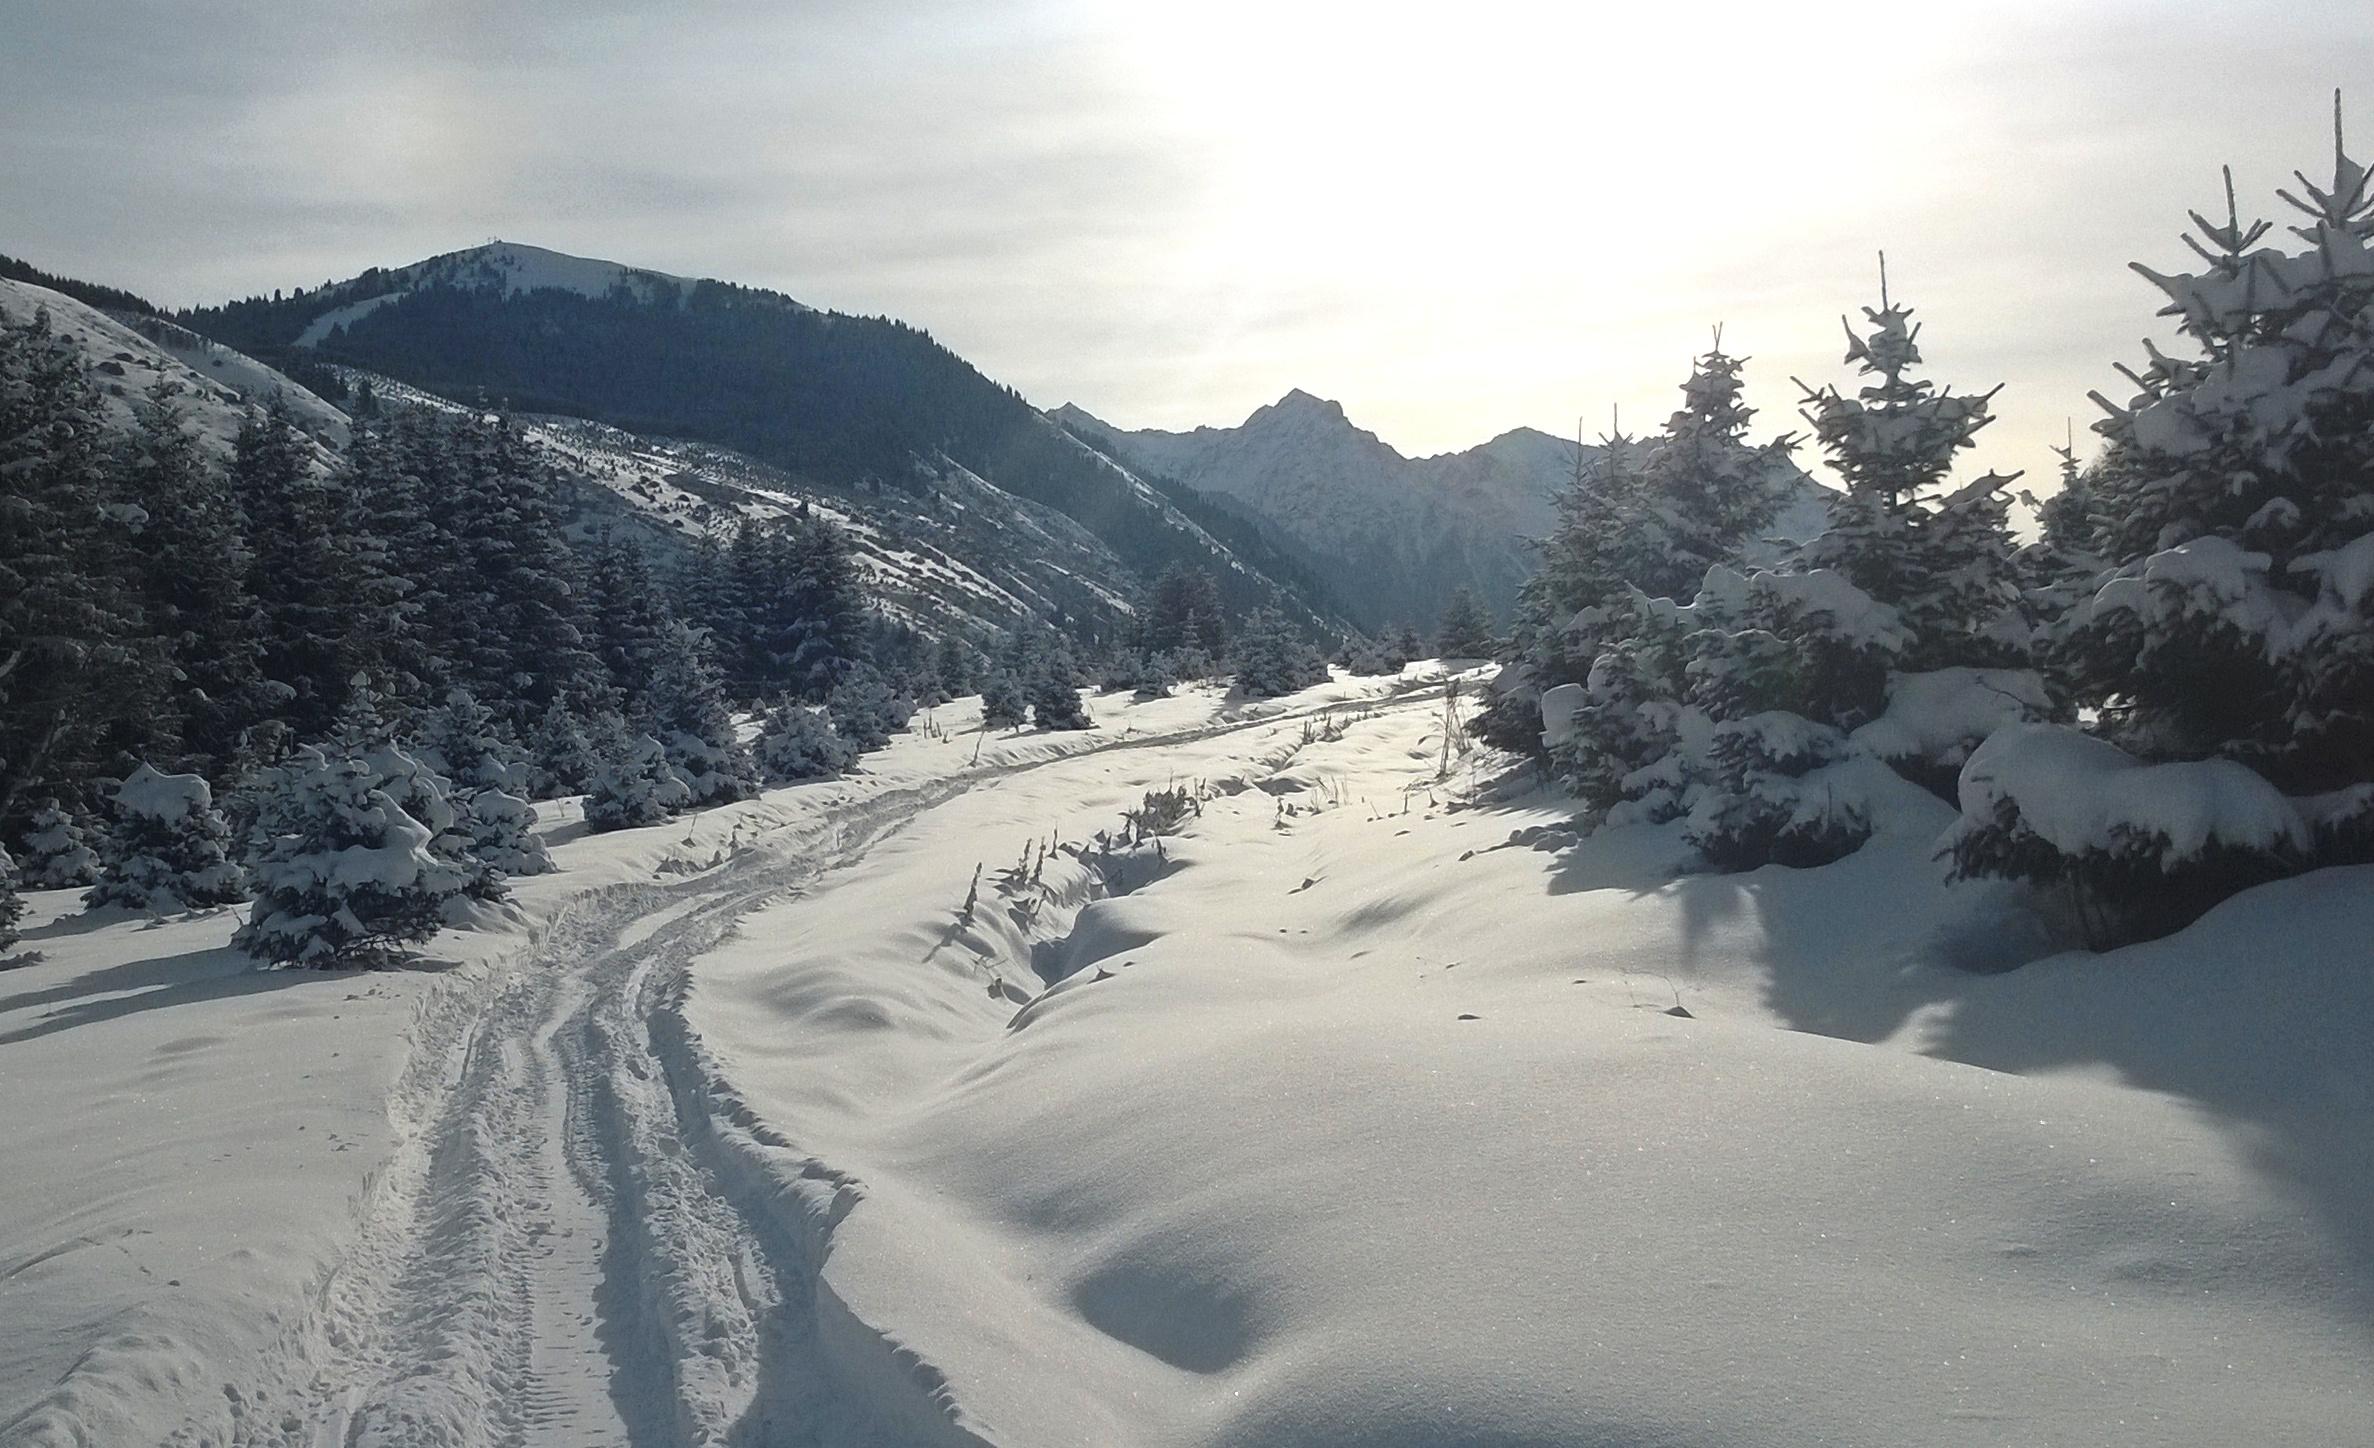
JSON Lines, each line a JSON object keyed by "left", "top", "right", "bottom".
{"left": 960, "top": 863, "right": 982, "bottom": 923}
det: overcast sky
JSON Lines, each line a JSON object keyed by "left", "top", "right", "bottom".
{"left": 6, "top": 0, "right": 2370, "bottom": 490}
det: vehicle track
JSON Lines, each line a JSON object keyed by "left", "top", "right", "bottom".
{"left": 204, "top": 684, "right": 1449, "bottom": 1448}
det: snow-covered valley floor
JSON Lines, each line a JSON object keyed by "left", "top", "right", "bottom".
{"left": 3, "top": 671, "right": 2369, "bottom": 1447}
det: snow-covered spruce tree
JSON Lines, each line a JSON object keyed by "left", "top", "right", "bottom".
{"left": 1684, "top": 712, "right": 1872, "bottom": 870}
{"left": 1956, "top": 107, "right": 2374, "bottom": 936}
{"left": 1664, "top": 569, "right": 1916, "bottom": 865}
{"left": 1030, "top": 649, "right": 1095, "bottom": 731}
{"left": 2065, "top": 114, "right": 2374, "bottom": 795}
{"left": 85, "top": 764, "right": 246, "bottom": 912}
{"left": 0, "top": 310, "right": 160, "bottom": 828}
{"left": 644, "top": 621, "right": 756, "bottom": 805}
{"left": 528, "top": 700, "right": 604, "bottom": 797}
{"left": 17, "top": 800, "right": 100, "bottom": 888}
{"left": 754, "top": 697, "right": 857, "bottom": 782}
{"left": 1625, "top": 342, "right": 1804, "bottom": 603}
{"left": 582, "top": 718, "right": 694, "bottom": 833}
{"left": 1232, "top": 608, "right": 1329, "bottom": 699}
{"left": 120, "top": 378, "right": 275, "bottom": 780}
{"left": 414, "top": 688, "right": 527, "bottom": 793}
{"left": 461, "top": 786, "right": 554, "bottom": 883}
{"left": 1434, "top": 586, "right": 1498, "bottom": 659}
{"left": 1135, "top": 650, "right": 1180, "bottom": 698}
{"left": 0, "top": 844, "right": 23, "bottom": 957}
{"left": 828, "top": 661, "right": 912, "bottom": 752}
{"left": 934, "top": 637, "right": 979, "bottom": 702}
{"left": 1942, "top": 724, "right": 2311, "bottom": 946}
{"left": 980, "top": 668, "right": 1028, "bottom": 728}
{"left": 1797, "top": 269, "right": 2028, "bottom": 671}
{"left": 233, "top": 745, "right": 468, "bottom": 967}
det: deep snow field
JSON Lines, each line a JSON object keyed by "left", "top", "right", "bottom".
{"left": 3, "top": 669, "right": 2369, "bottom": 1447}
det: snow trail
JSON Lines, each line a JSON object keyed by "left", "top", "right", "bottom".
{"left": 207, "top": 684, "right": 1448, "bottom": 1448}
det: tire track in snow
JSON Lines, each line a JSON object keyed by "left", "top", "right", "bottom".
{"left": 205, "top": 681, "right": 1453, "bottom": 1448}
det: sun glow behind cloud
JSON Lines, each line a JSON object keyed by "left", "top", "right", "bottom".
{"left": 1078, "top": 0, "right": 2015, "bottom": 460}
{"left": 6, "top": 0, "right": 2371, "bottom": 490}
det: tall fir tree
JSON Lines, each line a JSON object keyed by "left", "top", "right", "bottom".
{"left": 0, "top": 309, "right": 157, "bottom": 830}
{"left": 119, "top": 380, "right": 273, "bottom": 778}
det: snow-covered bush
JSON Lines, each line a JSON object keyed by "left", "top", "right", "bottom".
{"left": 829, "top": 661, "right": 915, "bottom": 752}
{"left": 1683, "top": 713, "right": 1872, "bottom": 871}
{"left": 1943, "top": 723, "right": 2310, "bottom": 945}
{"left": 753, "top": 698, "right": 856, "bottom": 782}
{"left": 584, "top": 727, "right": 694, "bottom": 833}
{"left": 85, "top": 764, "right": 245, "bottom": 912}
{"left": 234, "top": 745, "right": 469, "bottom": 967}
{"left": 1232, "top": 608, "right": 1328, "bottom": 699}
{"left": 17, "top": 800, "right": 100, "bottom": 888}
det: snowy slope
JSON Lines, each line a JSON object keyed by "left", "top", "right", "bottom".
{"left": 0, "top": 278, "right": 347, "bottom": 457}
{"left": 351, "top": 370, "right": 1149, "bottom": 641}
{"left": 294, "top": 240, "right": 721, "bottom": 347}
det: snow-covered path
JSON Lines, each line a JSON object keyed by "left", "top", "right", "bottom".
{"left": 187, "top": 683, "right": 1446, "bottom": 1448}
{"left": 7, "top": 669, "right": 2369, "bottom": 1448}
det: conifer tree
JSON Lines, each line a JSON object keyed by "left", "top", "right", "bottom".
{"left": 1030, "top": 647, "right": 1094, "bottom": 730}
{"left": 86, "top": 763, "right": 245, "bottom": 912}
{"left": 644, "top": 620, "right": 755, "bottom": 804}
{"left": 0, "top": 843, "right": 22, "bottom": 957}
{"left": 827, "top": 660, "right": 913, "bottom": 751}
{"left": 583, "top": 720, "right": 693, "bottom": 832}
{"left": 1624, "top": 342, "right": 1802, "bottom": 602}
{"left": 980, "top": 668, "right": 1028, "bottom": 728}
{"left": 234, "top": 399, "right": 358, "bottom": 740}
{"left": 754, "top": 697, "right": 857, "bottom": 781}
{"left": 119, "top": 379, "right": 272, "bottom": 778}
{"left": 1796, "top": 264, "right": 2027, "bottom": 672}
{"left": 2066, "top": 106, "right": 2374, "bottom": 791}
{"left": 584, "top": 531, "right": 675, "bottom": 714}
{"left": 17, "top": 799, "right": 99, "bottom": 888}
{"left": 414, "top": 688, "right": 525, "bottom": 793}
{"left": 1434, "top": 586, "right": 1497, "bottom": 658}
{"left": 0, "top": 311, "right": 155, "bottom": 828}
{"left": 1232, "top": 608, "right": 1328, "bottom": 698}
{"left": 785, "top": 518, "right": 869, "bottom": 698}
{"left": 234, "top": 744, "right": 466, "bottom": 966}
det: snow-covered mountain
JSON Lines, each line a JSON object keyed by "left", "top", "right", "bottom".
{"left": 1059, "top": 391, "right": 1836, "bottom": 633}
{"left": 1056, "top": 392, "right": 1580, "bottom": 631}
{"left": 179, "top": 243, "right": 1346, "bottom": 635}
{"left": 290, "top": 240, "right": 722, "bottom": 348}
{"left": 2, "top": 270, "right": 1156, "bottom": 645}
{"left": 0, "top": 277, "right": 347, "bottom": 460}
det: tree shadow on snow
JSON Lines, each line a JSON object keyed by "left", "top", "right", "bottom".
{"left": 0, "top": 943, "right": 350, "bottom": 1047}
{"left": 1502, "top": 779, "right": 2374, "bottom": 1337}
